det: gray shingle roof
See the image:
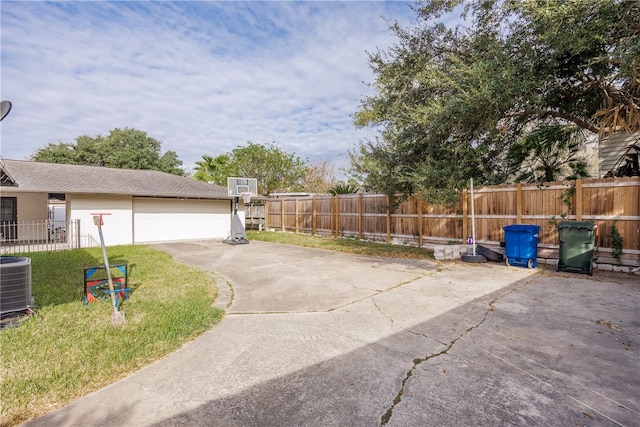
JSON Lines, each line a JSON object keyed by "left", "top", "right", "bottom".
{"left": 0, "top": 159, "right": 231, "bottom": 199}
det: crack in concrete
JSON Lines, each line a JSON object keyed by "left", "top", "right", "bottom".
{"left": 324, "top": 275, "right": 425, "bottom": 313}
{"left": 370, "top": 263, "right": 439, "bottom": 276}
{"left": 371, "top": 297, "right": 395, "bottom": 325}
{"left": 229, "top": 275, "right": 427, "bottom": 315}
{"left": 407, "top": 329, "right": 448, "bottom": 347}
{"left": 380, "top": 279, "right": 534, "bottom": 426}
{"left": 224, "top": 261, "right": 431, "bottom": 316}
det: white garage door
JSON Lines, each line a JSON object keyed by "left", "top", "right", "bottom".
{"left": 133, "top": 198, "right": 231, "bottom": 243}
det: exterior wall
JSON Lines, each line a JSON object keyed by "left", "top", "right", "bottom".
{"left": 69, "top": 194, "right": 134, "bottom": 246}
{"left": 133, "top": 197, "right": 232, "bottom": 242}
{"left": 16, "top": 193, "right": 48, "bottom": 241}
{"left": 599, "top": 132, "right": 640, "bottom": 177}
{"left": 15, "top": 192, "right": 48, "bottom": 222}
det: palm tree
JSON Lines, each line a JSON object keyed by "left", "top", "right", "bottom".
{"left": 593, "top": 75, "right": 640, "bottom": 137}
{"left": 193, "top": 154, "right": 232, "bottom": 185}
{"left": 507, "top": 125, "right": 590, "bottom": 183}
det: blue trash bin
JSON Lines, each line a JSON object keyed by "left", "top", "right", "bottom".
{"left": 503, "top": 224, "right": 541, "bottom": 268}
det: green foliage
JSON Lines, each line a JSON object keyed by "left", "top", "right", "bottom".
{"left": 193, "top": 154, "right": 232, "bottom": 184}
{"left": 548, "top": 184, "right": 576, "bottom": 229}
{"left": 610, "top": 222, "right": 624, "bottom": 265}
{"left": 30, "top": 128, "right": 185, "bottom": 176}
{"left": 559, "top": 185, "right": 576, "bottom": 214}
{"left": 329, "top": 183, "right": 360, "bottom": 195}
{"left": 194, "top": 142, "right": 308, "bottom": 196}
{"left": 351, "top": 0, "right": 639, "bottom": 204}
{"left": 1, "top": 245, "right": 223, "bottom": 426}
{"left": 507, "top": 125, "right": 590, "bottom": 183}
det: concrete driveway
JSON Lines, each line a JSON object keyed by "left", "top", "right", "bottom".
{"left": 24, "top": 240, "right": 639, "bottom": 426}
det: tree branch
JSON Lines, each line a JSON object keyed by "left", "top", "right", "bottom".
{"left": 504, "top": 110, "right": 600, "bottom": 133}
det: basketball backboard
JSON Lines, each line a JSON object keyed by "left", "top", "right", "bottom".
{"left": 227, "top": 177, "right": 258, "bottom": 197}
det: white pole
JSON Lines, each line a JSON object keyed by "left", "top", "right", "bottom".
{"left": 470, "top": 178, "right": 477, "bottom": 256}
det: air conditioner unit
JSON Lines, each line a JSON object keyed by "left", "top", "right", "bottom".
{"left": 0, "top": 256, "right": 32, "bottom": 315}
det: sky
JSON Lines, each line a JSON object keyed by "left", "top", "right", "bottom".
{"left": 1, "top": 0, "right": 418, "bottom": 175}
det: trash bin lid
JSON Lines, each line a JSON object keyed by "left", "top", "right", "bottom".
{"left": 558, "top": 221, "right": 595, "bottom": 230}
{"left": 503, "top": 224, "right": 541, "bottom": 232}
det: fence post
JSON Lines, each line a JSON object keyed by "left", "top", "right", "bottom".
{"left": 331, "top": 196, "right": 336, "bottom": 237}
{"left": 312, "top": 196, "right": 317, "bottom": 236}
{"left": 516, "top": 183, "right": 523, "bottom": 223}
{"left": 295, "top": 198, "right": 299, "bottom": 233}
{"left": 575, "top": 179, "right": 583, "bottom": 220}
{"left": 386, "top": 196, "right": 391, "bottom": 244}
{"left": 358, "top": 193, "right": 363, "bottom": 240}
{"left": 335, "top": 195, "right": 341, "bottom": 237}
{"left": 417, "top": 194, "right": 423, "bottom": 247}
{"left": 281, "top": 199, "right": 285, "bottom": 232}
{"left": 265, "top": 200, "right": 269, "bottom": 231}
{"left": 76, "top": 219, "right": 81, "bottom": 248}
{"left": 462, "top": 189, "right": 468, "bottom": 241}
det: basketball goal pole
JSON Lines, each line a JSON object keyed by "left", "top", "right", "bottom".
{"left": 224, "top": 177, "right": 256, "bottom": 245}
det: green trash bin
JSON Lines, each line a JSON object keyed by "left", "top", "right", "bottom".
{"left": 556, "top": 221, "right": 596, "bottom": 276}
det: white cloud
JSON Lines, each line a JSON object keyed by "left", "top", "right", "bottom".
{"left": 0, "top": 1, "right": 414, "bottom": 173}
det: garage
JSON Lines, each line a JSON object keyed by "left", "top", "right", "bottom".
{"left": 133, "top": 197, "right": 232, "bottom": 243}
{"left": 2, "top": 160, "right": 236, "bottom": 247}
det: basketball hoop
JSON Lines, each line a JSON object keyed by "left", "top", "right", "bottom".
{"left": 224, "top": 179, "right": 255, "bottom": 245}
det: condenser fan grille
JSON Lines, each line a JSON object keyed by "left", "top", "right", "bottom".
{"left": 0, "top": 257, "right": 32, "bottom": 315}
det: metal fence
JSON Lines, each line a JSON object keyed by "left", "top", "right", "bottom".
{"left": 0, "top": 219, "right": 99, "bottom": 254}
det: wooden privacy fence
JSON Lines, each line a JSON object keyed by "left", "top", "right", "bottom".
{"left": 245, "top": 203, "right": 266, "bottom": 230}
{"left": 264, "top": 177, "right": 640, "bottom": 267}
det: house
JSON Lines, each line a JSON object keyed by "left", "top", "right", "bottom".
{"left": 0, "top": 159, "right": 243, "bottom": 246}
{"left": 599, "top": 132, "right": 640, "bottom": 177}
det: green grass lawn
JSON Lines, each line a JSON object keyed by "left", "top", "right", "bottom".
{"left": 247, "top": 230, "right": 435, "bottom": 259}
{"left": 0, "top": 245, "right": 224, "bottom": 427}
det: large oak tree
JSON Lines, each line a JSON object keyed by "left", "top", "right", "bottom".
{"left": 30, "top": 128, "right": 184, "bottom": 176}
{"left": 352, "top": 0, "right": 639, "bottom": 204}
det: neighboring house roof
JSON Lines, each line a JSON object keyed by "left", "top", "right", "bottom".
{"left": 0, "top": 160, "right": 18, "bottom": 187}
{"left": 598, "top": 131, "right": 640, "bottom": 177}
{"left": 0, "top": 159, "right": 231, "bottom": 199}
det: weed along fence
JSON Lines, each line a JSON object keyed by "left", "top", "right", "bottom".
{"left": 264, "top": 177, "right": 640, "bottom": 269}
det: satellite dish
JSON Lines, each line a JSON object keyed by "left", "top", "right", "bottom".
{"left": 0, "top": 101, "right": 12, "bottom": 122}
